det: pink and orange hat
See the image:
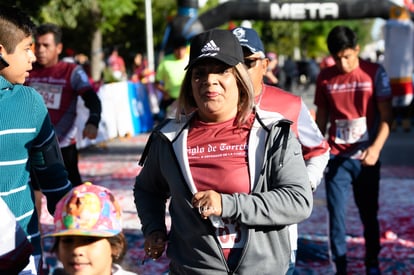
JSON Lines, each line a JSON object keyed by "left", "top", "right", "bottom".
{"left": 44, "top": 182, "right": 123, "bottom": 237}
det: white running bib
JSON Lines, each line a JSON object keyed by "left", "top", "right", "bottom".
{"left": 335, "top": 117, "right": 369, "bottom": 144}
{"left": 31, "top": 83, "right": 63, "bottom": 110}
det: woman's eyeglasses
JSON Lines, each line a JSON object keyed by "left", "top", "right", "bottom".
{"left": 244, "top": 58, "right": 262, "bottom": 69}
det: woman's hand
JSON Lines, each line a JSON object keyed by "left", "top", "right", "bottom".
{"left": 192, "top": 190, "right": 222, "bottom": 219}
{"left": 144, "top": 230, "right": 167, "bottom": 260}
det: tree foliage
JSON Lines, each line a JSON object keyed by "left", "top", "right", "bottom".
{"left": 9, "top": 0, "right": 376, "bottom": 74}
{"left": 38, "top": 0, "right": 138, "bottom": 30}
{"left": 250, "top": 19, "right": 374, "bottom": 60}
{"left": 35, "top": 0, "right": 140, "bottom": 79}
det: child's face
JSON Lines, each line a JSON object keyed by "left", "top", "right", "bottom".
{"left": 1, "top": 36, "right": 36, "bottom": 84}
{"left": 57, "top": 236, "right": 113, "bottom": 275}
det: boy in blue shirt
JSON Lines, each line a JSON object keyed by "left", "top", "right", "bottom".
{"left": 0, "top": 5, "right": 72, "bottom": 274}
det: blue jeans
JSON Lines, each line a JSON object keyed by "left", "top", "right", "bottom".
{"left": 325, "top": 156, "right": 381, "bottom": 271}
{"left": 285, "top": 249, "right": 297, "bottom": 275}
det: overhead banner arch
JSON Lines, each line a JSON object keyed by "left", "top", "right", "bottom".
{"left": 171, "top": 0, "right": 414, "bottom": 41}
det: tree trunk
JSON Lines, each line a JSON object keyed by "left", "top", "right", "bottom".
{"left": 90, "top": 0, "right": 103, "bottom": 82}
{"left": 90, "top": 28, "right": 103, "bottom": 82}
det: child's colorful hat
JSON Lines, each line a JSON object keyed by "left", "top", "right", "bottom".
{"left": 44, "top": 182, "right": 122, "bottom": 237}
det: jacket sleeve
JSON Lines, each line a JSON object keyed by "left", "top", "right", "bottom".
{"left": 221, "top": 127, "right": 313, "bottom": 227}
{"left": 30, "top": 113, "right": 72, "bottom": 215}
{"left": 134, "top": 133, "right": 170, "bottom": 237}
{"left": 305, "top": 151, "right": 329, "bottom": 191}
{"left": 296, "top": 99, "right": 330, "bottom": 190}
{"left": 81, "top": 90, "right": 102, "bottom": 127}
{"left": 71, "top": 65, "right": 102, "bottom": 127}
{"left": 297, "top": 99, "right": 330, "bottom": 160}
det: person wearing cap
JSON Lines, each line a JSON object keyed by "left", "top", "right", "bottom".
{"left": 134, "top": 28, "right": 313, "bottom": 274}
{"left": 232, "top": 26, "right": 330, "bottom": 274}
{"left": 44, "top": 182, "right": 136, "bottom": 275}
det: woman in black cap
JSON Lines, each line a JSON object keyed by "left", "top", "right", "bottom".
{"left": 134, "top": 29, "right": 313, "bottom": 274}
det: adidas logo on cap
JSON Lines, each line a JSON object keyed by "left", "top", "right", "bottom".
{"left": 185, "top": 29, "right": 244, "bottom": 70}
{"left": 196, "top": 40, "right": 221, "bottom": 59}
{"left": 201, "top": 40, "right": 220, "bottom": 55}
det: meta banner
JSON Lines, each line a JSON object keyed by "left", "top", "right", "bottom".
{"left": 268, "top": 2, "right": 340, "bottom": 20}
{"left": 183, "top": 0, "right": 409, "bottom": 34}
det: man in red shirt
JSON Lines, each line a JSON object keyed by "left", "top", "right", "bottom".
{"left": 314, "top": 25, "right": 392, "bottom": 275}
{"left": 26, "top": 23, "right": 101, "bottom": 188}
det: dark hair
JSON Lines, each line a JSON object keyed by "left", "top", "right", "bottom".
{"left": 326, "top": 26, "right": 358, "bottom": 56}
{"left": 108, "top": 233, "right": 127, "bottom": 263}
{"left": 0, "top": 5, "right": 35, "bottom": 53}
{"left": 52, "top": 232, "right": 128, "bottom": 264}
{"left": 172, "top": 38, "right": 187, "bottom": 50}
{"left": 36, "top": 23, "right": 63, "bottom": 45}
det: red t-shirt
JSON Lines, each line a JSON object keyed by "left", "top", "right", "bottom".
{"left": 187, "top": 114, "right": 254, "bottom": 260}
{"left": 187, "top": 116, "right": 252, "bottom": 194}
{"left": 26, "top": 62, "right": 93, "bottom": 143}
{"left": 314, "top": 59, "right": 392, "bottom": 156}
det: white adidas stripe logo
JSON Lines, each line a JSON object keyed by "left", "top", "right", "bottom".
{"left": 201, "top": 40, "right": 220, "bottom": 54}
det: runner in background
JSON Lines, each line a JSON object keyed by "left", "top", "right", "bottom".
{"left": 314, "top": 25, "right": 392, "bottom": 275}
{"left": 26, "top": 23, "right": 102, "bottom": 187}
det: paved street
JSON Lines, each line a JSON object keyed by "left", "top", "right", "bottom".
{"left": 40, "top": 83, "right": 414, "bottom": 274}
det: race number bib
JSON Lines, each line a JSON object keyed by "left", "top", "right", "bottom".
{"left": 215, "top": 218, "right": 247, "bottom": 249}
{"left": 335, "top": 117, "right": 369, "bottom": 144}
{"left": 31, "top": 83, "right": 63, "bottom": 110}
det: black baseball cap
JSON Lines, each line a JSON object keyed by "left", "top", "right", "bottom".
{"left": 185, "top": 29, "right": 244, "bottom": 70}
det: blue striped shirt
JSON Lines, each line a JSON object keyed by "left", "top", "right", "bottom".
{"left": 0, "top": 76, "right": 71, "bottom": 256}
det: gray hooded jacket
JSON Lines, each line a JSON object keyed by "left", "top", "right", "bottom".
{"left": 134, "top": 108, "right": 313, "bottom": 275}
